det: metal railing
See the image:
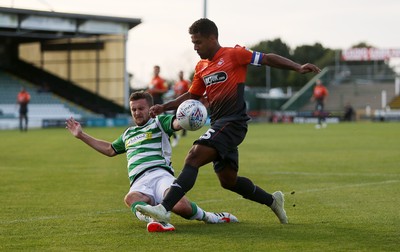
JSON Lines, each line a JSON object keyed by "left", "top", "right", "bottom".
{"left": 280, "top": 64, "right": 398, "bottom": 111}
{"left": 280, "top": 67, "right": 331, "bottom": 111}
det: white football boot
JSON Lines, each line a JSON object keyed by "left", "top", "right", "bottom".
{"left": 147, "top": 221, "right": 175, "bottom": 232}
{"left": 271, "top": 191, "right": 288, "bottom": 224}
{"left": 136, "top": 204, "right": 171, "bottom": 223}
{"left": 203, "top": 212, "right": 239, "bottom": 224}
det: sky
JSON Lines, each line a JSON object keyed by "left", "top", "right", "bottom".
{"left": 1, "top": 0, "right": 399, "bottom": 88}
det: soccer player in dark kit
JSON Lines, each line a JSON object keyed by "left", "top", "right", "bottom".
{"left": 137, "top": 18, "right": 321, "bottom": 225}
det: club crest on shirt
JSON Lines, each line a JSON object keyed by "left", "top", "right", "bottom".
{"left": 217, "top": 58, "right": 224, "bottom": 66}
{"left": 203, "top": 71, "right": 227, "bottom": 86}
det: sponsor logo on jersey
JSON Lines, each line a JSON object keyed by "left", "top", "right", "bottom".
{"left": 203, "top": 71, "right": 227, "bottom": 86}
{"left": 125, "top": 133, "right": 151, "bottom": 148}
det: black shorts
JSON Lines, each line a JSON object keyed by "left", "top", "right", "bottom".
{"left": 315, "top": 100, "right": 324, "bottom": 111}
{"left": 194, "top": 119, "right": 248, "bottom": 173}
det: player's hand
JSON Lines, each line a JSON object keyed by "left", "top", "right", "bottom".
{"left": 149, "top": 104, "right": 164, "bottom": 118}
{"left": 65, "top": 117, "right": 82, "bottom": 137}
{"left": 298, "top": 63, "right": 321, "bottom": 74}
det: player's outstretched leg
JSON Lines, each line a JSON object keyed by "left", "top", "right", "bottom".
{"left": 203, "top": 212, "right": 239, "bottom": 224}
{"left": 270, "top": 191, "right": 288, "bottom": 224}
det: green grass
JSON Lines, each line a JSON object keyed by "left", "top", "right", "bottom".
{"left": 1, "top": 122, "right": 399, "bottom": 251}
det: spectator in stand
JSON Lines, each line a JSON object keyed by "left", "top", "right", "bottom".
{"left": 17, "top": 87, "right": 31, "bottom": 132}
{"left": 147, "top": 65, "right": 168, "bottom": 105}
{"left": 311, "top": 79, "right": 329, "bottom": 129}
{"left": 343, "top": 102, "right": 355, "bottom": 121}
{"left": 147, "top": 65, "right": 180, "bottom": 146}
{"left": 173, "top": 70, "right": 191, "bottom": 139}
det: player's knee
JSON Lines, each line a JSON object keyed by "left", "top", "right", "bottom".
{"left": 123, "top": 194, "right": 131, "bottom": 207}
{"left": 185, "top": 144, "right": 216, "bottom": 166}
{"left": 185, "top": 148, "right": 200, "bottom": 164}
{"left": 124, "top": 192, "right": 150, "bottom": 207}
{"left": 217, "top": 168, "right": 238, "bottom": 189}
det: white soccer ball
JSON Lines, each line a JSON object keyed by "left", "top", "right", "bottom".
{"left": 176, "top": 99, "right": 208, "bottom": 131}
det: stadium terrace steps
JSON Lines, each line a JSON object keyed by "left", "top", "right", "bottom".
{"left": 0, "top": 70, "right": 101, "bottom": 119}
{"left": 0, "top": 104, "right": 82, "bottom": 119}
{"left": 301, "top": 82, "right": 396, "bottom": 112}
{"left": 388, "top": 95, "right": 400, "bottom": 109}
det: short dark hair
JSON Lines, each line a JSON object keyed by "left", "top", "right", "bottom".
{"left": 189, "top": 18, "right": 218, "bottom": 38}
{"left": 129, "top": 91, "right": 153, "bottom": 106}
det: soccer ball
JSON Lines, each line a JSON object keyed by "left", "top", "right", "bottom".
{"left": 176, "top": 99, "right": 208, "bottom": 131}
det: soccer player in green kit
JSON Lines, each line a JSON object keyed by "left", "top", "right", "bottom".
{"left": 66, "top": 91, "right": 237, "bottom": 232}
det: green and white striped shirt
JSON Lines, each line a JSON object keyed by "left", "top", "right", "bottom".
{"left": 112, "top": 115, "right": 175, "bottom": 185}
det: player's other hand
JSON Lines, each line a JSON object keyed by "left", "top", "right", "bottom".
{"left": 298, "top": 63, "right": 321, "bottom": 74}
{"left": 149, "top": 104, "right": 164, "bottom": 118}
{"left": 65, "top": 117, "right": 82, "bottom": 138}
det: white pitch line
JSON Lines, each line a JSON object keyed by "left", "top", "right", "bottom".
{"left": 293, "top": 180, "right": 399, "bottom": 193}
{"left": 1, "top": 208, "right": 127, "bottom": 225}
{"left": 197, "top": 180, "right": 400, "bottom": 203}
{"left": 2, "top": 180, "right": 398, "bottom": 224}
{"left": 270, "top": 171, "right": 400, "bottom": 177}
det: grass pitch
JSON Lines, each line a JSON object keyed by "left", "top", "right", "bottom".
{"left": 1, "top": 122, "right": 399, "bottom": 251}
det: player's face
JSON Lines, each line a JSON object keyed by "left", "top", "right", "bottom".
{"left": 191, "top": 33, "right": 215, "bottom": 60}
{"left": 153, "top": 66, "right": 160, "bottom": 76}
{"left": 130, "top": 98, "right": 150, "bottom": 126}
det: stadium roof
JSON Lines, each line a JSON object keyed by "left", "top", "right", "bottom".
{"left": 0, "top": 7, "right": 141, "bottom": 42}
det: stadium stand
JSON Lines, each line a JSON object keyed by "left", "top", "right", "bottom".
{"left": 272, "top": 64, "right": 400, "bottom": 122}
{"left": 5, "top": 60, "right": 128, "bottom": 118}
{"left": 301, "top": 82, "right": 396, "bottom": 111}
{"left": 0, "top": 7, "right": 141, "bottom": 129}
{"left": 0, "top": 70, "right": 102, "bottom": 129}
{"left": 388, "top": 95, "right": 400, "bottom": 109}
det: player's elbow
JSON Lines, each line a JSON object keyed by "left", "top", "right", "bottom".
{"left": 107, "top": 151, "right": 117, "bottom": 157}
{"left": 103, "top": 147, "right": 117, "bottom": 157}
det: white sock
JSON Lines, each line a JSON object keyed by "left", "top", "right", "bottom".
{"left": 189, "top": 202, "right": 206, "bottom": 221}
